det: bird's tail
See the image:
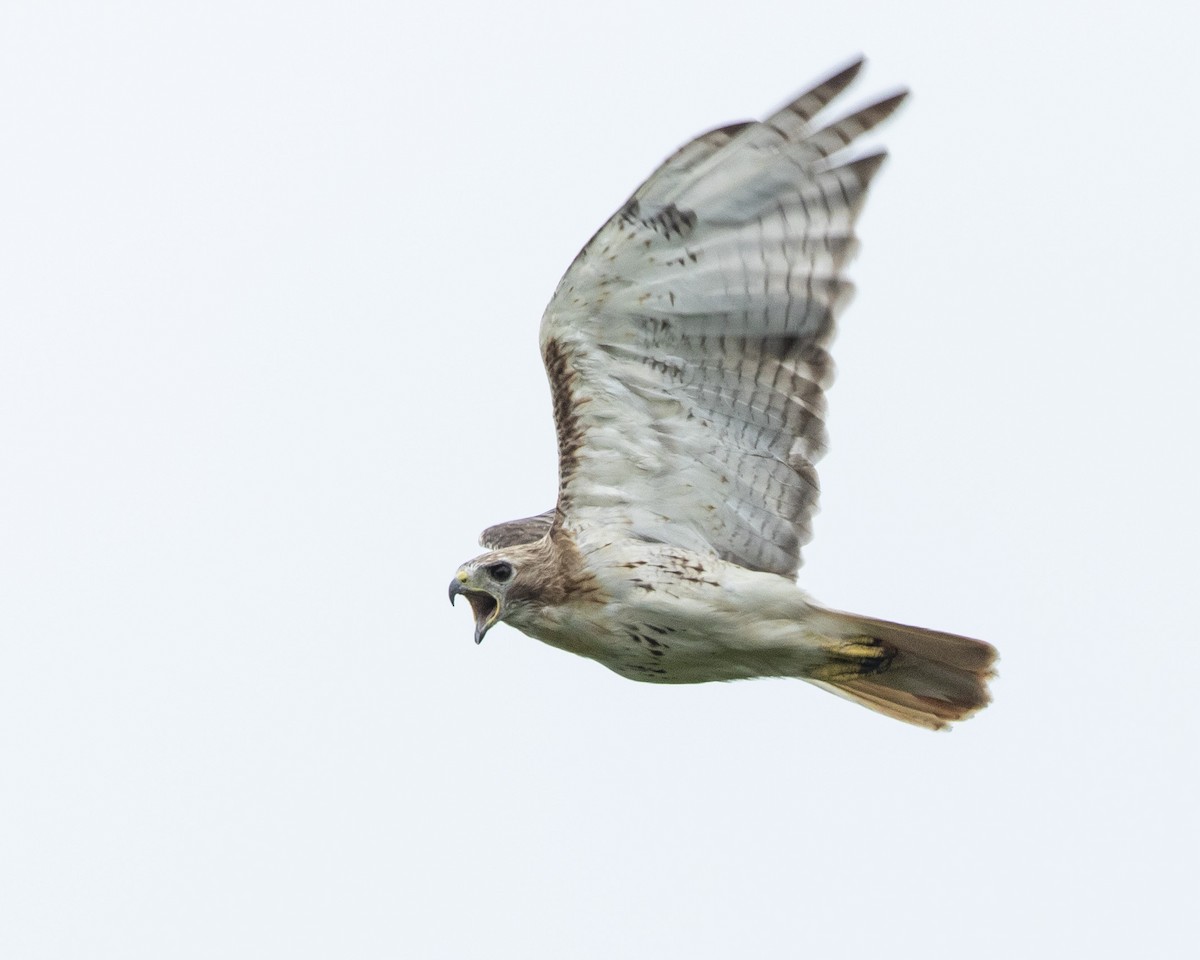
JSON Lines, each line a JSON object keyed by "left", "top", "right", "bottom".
{"left": 806, "top": 608, "right": 998, "bottom": 730}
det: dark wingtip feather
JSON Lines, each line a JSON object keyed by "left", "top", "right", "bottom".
{"left": 842, "top": 150, "right": 889, "bottom": 187}
{"left": 774, "top": 56, "right": 867, "bottom": 127}
{"left": 859, "top": 89, "right": 910, "bottom": 127}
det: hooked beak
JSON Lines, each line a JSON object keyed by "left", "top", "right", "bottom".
{"left": 448, "top": 574, "right": 500, "bottom": 644}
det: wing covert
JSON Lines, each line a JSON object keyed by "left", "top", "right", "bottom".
{"left": 479, "top": 510, "right": 556, "bottom": 549}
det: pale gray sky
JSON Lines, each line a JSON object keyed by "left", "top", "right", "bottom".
{"left": 2, "top": 2, "right": 1197, "bottom": 957}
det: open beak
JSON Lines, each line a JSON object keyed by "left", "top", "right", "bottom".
{"left": 448, "top": 576, "right": 500, "bottom": 644}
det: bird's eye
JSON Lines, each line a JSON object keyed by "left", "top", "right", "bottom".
{"left": 487, "top": 561, "right": 513, "bottom": 583}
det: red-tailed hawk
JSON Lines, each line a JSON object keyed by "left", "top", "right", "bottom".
{"left": 449, "top": 59, "right": 997, "bottom": 729}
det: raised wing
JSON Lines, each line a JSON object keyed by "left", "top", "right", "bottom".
{"left": 539, "top": 58, "right": 905, "bottom": 578}
{"left": 479, "top": 510, "right": 555, "bottom": 549}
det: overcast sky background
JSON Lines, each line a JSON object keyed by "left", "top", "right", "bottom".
{"left": 3, "top": 2, "right": 1198, "bottom": 957}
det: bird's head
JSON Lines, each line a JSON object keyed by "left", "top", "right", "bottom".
{"left": 448, "top": 553, "right": 523, "bottom": 644}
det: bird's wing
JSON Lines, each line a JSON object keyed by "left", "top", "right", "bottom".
{"left": 538, "top": 58, "right": 905, "bottom": 578}
{"left": 479, "top": 510, "right": 556, "bottom": 549}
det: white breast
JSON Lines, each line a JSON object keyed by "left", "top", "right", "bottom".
{"left": 513, "top": 540, "right": 826, "bottom": 684}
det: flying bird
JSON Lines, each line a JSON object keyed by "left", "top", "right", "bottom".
{"left": 449, "top": 58, "right": 997, "bottom": 729}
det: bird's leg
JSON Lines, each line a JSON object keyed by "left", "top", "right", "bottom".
{"left": 809, "top": 636, "right": 895, "bottom": 681}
